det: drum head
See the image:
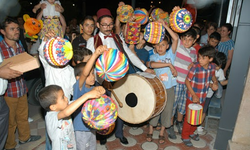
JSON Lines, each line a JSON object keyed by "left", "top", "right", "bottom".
{"left": 111, "top": 74, "right": 157, "bottom": 124}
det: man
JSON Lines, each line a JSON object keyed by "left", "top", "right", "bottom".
{"left": 87, "top": 8, "right": 154, "bottom": 145}
{"left": 0, "top": 17, "right": 41, "bottom": 150}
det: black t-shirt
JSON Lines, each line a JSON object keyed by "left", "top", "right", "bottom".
{"left": 71, "top": 34, "right": 87, "bottom": 50}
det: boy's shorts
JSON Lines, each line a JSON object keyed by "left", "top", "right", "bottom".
{"left": 172, "top": 83, "right": 187, "bottom": 116}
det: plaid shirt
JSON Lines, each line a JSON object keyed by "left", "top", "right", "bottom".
{"left": 0, "top": 40, "right": 27, "bottom": 98}
{"left": 186, "top": 62, "right": 215, "bottom": 103}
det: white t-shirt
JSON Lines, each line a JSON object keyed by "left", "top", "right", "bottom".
{"left": 41, "top": 1, "right": 61, "bottom": 17}
{"left": 207, "top": 68, "right": 226, "bottom": 98}
{"left": 0, "top": 54, "right": 8, "bottom": 95}
{"left": 38, "top": 41, "right": 76, "bottom": 99}
{"left": 46, "top": 111, "right": 76, "bottom": 150}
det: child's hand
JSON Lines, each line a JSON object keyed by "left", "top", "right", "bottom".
{"left": 43, "top": 30, "right": 56, "bottom": 41}
{"left": 211, "top": 81, "right": 218, "bottom": 91}
{"left": 71, "top": 33, "right": 77, "bottom": 41}
{"left": 157, "top": 18, "right": 165, "bottom": 25}
{"left": 188, "top": 62, "right": 194, "bottom": 70}
{"left": 118, "top": 1, "right": 125, "bottom": 7}
{"left": 170, "top": 65, "right": 177, "bottom": 77}
{"left": 192, "top": 94, "right": 199, "bottom": 103}
{"left": 172, "top": 6, "right": 180, "bottom": 12}
{"left": 41, "top": 3, "right": 47, "bottom": 10}
{"left": 145, "top": 68, "right": 155, "bottom": 74}
{"left": 95, "top": 45, "right": 108, "bottom": 56}
{"left": 90, "top": 86, "right": 106, "bottom": 98}
{"left": 128, "top": 15, "right": 136, "bottom": 22}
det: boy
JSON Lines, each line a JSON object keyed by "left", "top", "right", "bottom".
{"left": 172, "top": 27, "right": 197, "bottom": 136}
{"left": 38, "top": 85, "right": 105, "bottom": 150}
{"left": 207, "top": 31, "right": 221, "bottom": 48}
{"left": 72, "top": 45, "right": 107, "bottom": 150}
{"left": 181, "top": 46, "right": 218, "bottom": 147}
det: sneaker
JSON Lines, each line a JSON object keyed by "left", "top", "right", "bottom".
{"left": 189, "top": 134, "right": 200, "bottom": 141}
{"left": 176, "top": 121, "right": 183, "bottom": 134}
{"left": 182, "top": 138, "right": 193, "bottom": 147}
{"left": 196, "top": 126, "right": 207, "bottom": 135}
{"left": 167, "top": 126, "right": 177, "bottom": 139}
{"left": 28, "top": 117, "right": 33, "bottom": 123}
{"left": 19, "top": 135, "right": 41, "bottom": 144}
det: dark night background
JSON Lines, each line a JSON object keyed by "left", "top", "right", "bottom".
{"left": 16, "top": 0, "right": 222, "bottom": 24}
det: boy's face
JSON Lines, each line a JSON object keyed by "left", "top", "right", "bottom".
{"left": 198, "top": 54, "right": 213, "bottom": 68}
{"left": 85, "top": 69, "right": 95, "bottom": 87}
{"left": 207, "top": 26, "right": 216, "bottom": 36}
{"left": 208, "top": 38, "right": 219, "bottom": 48}
{"left": 82, "top": 19, "right": 95, "bottom": 36}
{"left": 52, "top": 90, "right": 68, "bottom": 111}
{"left": 155, "top": 40, "right": 169, "bottom": 56}
{"left": 181, "top": 36, "right": 196, "bottom": 49}
{"left": 215, "top": 64, "right": 221, "bottom": 71}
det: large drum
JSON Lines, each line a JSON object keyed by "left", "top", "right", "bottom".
{"left": 111, "top": 74, "right": 167, "bottom": 124}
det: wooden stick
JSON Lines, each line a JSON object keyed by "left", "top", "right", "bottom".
{"left": 110, "top": 89, "right": 123, "bottom": 108}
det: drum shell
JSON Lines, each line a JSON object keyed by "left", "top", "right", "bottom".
{"left": 111, "top": 74, "right": 167, "bottom": 124}
{"left": 187, "top": 104, "right": 203, "bottom": 125}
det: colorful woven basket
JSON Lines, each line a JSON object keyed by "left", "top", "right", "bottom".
{"left": 150, "top": 8, "right": 164, "bottom": 21}
{"left": 187, "top": 104, "right": 203, "bottom": 125}
{"left": 96, "top": 123, "right": 115, "bottom": 135}
{"left": 144, "top": 22, "right": 165, "bottom": 44}
{"left": 134, "top": 9, "right": 149, "bottom": 25}
{"left": 169, "top": 8, "right": 193, "bottom": 33}
{"left": 81, "top": 95, "right": 118, "bottom": 130}
{"left": 95, "top": 48, "right": 129, "bottom": 82}
{"left": 125, "top": 22, "right": 141, "bottom": 44}
{"left": 117, "top": 5, "right": 134, "bottom": 23}
{"left": 43, "top": 37, "right": 73, "bottom": 66}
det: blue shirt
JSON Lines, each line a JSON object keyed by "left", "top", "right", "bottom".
{"left": 150, "top": 48, "right": 177, "bottom": 89}
{"left": 72, "top": 80, "right": 93, "bottom": 131}
{"left": 217, "top": 39, "right": 234, "bottom": 57}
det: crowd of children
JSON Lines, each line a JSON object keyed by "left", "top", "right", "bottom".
{"left": 0, "top": 0, "right": 235, "bottom": 149}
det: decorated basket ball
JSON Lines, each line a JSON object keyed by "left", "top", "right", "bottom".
{"left": 117, "top": 5, "right": 134, "bottom": 23}
{"left": 169, "top": 8, "right": 193, "bottom": 33}
{"left": 23, "top": 14, "right": 43, "bottom": 41}
{"left": 157, "top": 12, "right": 170, "bottom": 27}
{"left": 125, "top": 22, "right": 141, "bottom": 45}
{"left": 43, "top": 37, "right": 73, "bottom": 66}
{"left": 144, "top": 22, "right": 165, "bottom": 44}
{"left": 150, "top": 8, "right": 164, "bottom": 21}
{"left": 95, "top": 48, "right": 129, "bottom": 82}
{"left": 96, "top": 123, "right": 115, "bottom": 135}
{"left": 134, "top": 9, "right": 149, "bottom": 25}
{"left": 81, "top": 95, "right": 118, "bottom": 130}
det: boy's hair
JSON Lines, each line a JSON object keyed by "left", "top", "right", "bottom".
{"left": 81, "top": 16, "right": 95, "bottom": 25}
{"left": 213, "top": 52, "right": 227, "bottom": 69}
{"left": 192, "top": 26, "right": 201, "bottom": 42}
{"left": 193, "top": 20, "right": 205, "bottom": 30}
{"left": 198, "top": 46, "right": 216, "bottom": 59}
{"left": 0, "top": 17, "right": 19, "bottom": 30}
{"left": 38, "top": 85, "right": 62, "bottom": 111}
{"left": 180, "top": 28, "right": 197, "bottom": 40}
{"left": 209, "top": 32, "right": 221, "bottom": 41}
{"left": 162, "top": 34, "right": 172, "bottom": 46}
{"left": 73, "top": 47, "right": 93, "bottom": 64}
{"left": 74, "top": 62, "right": 87, "bottom": 77}
{"left": 206, "top": 22, "right": 218, "bottom": 31}
{"left": 221, "top": 23, "right": 233, "bottom": 33}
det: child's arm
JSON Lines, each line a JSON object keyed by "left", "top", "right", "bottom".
{"left": 158, "top": 19, "right": 178, "bottom": 53}
{"left": 60, "top": 14, "right": 66, "bottom": 35}
{"left": 57, "top": 86, "right": 105, "bottom": 120}
{"left": 78, "top": 45, "right": 108, "bottom": 89}
{"left": 148, "top": 61, "right": 177, "bottom": 76}
{"left": 211, "top": 75, "right": 218, "bottom": 91}
{"left": 220, "top": 80, "right": 228, "bottom": 86}
{"left": 33, "top": 3, "right": 41, "bottom": 13}
{"left": 185, "top": 78, "right": 199, "bottom": 103}
{"left": 55, "top": 3, "right": 64, "bottom": 13}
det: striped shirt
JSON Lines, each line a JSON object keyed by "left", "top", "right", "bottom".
{"left": 186, "top": 62, "right": 216, "bottom": 103}
{"left": 217, "top": 39, "right": 234, "bottom": 57}
{"left": 174, "top": 39, "right": 197, "bottom": 84}
{"left": 0, "top": 40, "right": 27, "bottom": 98}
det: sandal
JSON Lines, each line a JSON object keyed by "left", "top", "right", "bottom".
{"left": 189, "top": 134, "right": 200, "bottom": 141}
{"left": 158, "top": 135, "right": 165, "bottom": 144}
{"left": 146, "top": 134, "right": 153, "bottom": 142}
{"left": 155, "top": 123, "right": 161, "bottom": 130}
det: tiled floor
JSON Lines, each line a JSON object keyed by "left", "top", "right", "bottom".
{"left": 14, "top": 104, "right": 219, "bottom": 150}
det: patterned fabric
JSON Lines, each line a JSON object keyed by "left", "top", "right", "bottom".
{"left": 169, "top": 8, "right": 193, "bottom": 33}
{"left": 134, "top": 9, "right": 149, "bottom": 25}
{"left": 96, "top": 123, "right": 115, "bottom": 135}
{"left": 174, "top": 39, "right": 197, "bottom": 84}
{"left": 117, "top": 5, "right": 134, "bottom": 23}
{"left": 125, "top": 22, "right": 141, "bottom": 44}
{"left": 172, "top": 83, "right": 187, "bottom": 115}
{"left": 81, "top": 95, "right": 118, "bottom": 130}
{"left": 40, "top": 18, "right": 63, "bottom": 39}
{"left": 0, "top": 40, "right": 27, "bottom": 98}
{"left": 144, "top": 22, "right": 165, "bottom": 44}
{"left": 217, "top": 39, "right": 234, "bottom": 57}
{"left": 43, "top": 37, "right": 73, "bottom": 66}
{"left": 150, "top": 8, "right": 164, "bottom": 21}
{"left": 186, "top": 62, "right": 216, "bottom": 103}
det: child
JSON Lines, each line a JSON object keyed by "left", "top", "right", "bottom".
{"left": 72, "top": 48, "right": 92, "bottom": 66}
{"left": 207, "top": 31, "right": 221, "bottom": 48}
{"left": 38, "top": 85, "right": 105, "bottom": 149}
{"left": 33, "top": 0, "right": 65, "bottom": 39}
{"left": 200, "top": 22, "right": 217, "bottom": 46}
{"left": 181, "top": 46, "right": 218, "bottom": 147}
{"left": 146, "top": 19, "right": 178, "bottom": 143}
{"left": 72, "top": 45, "right": 107, "bottom": 150}
{"left": 172, "top": 24, "right": 197, "bottom": 135}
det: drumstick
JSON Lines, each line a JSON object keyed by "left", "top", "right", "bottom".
{"left": 110, "top": 89, "right": 123, "bottom": 108}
